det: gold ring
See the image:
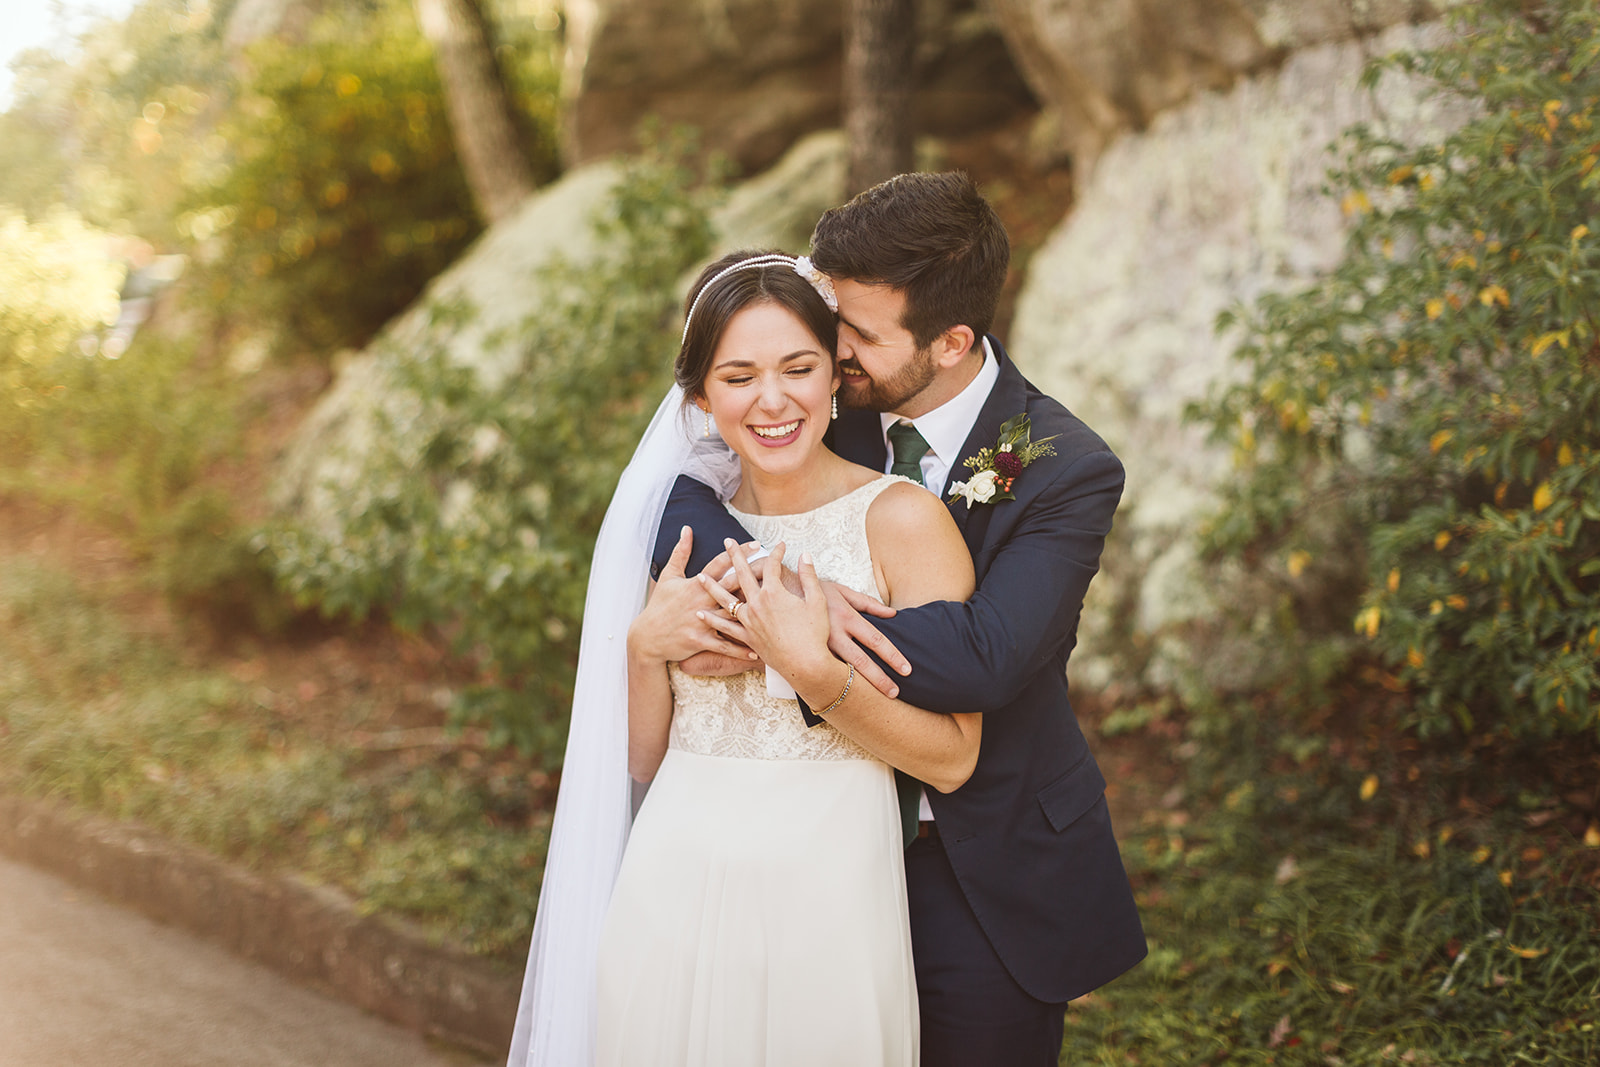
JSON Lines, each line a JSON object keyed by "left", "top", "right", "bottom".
{"left": 728, "top": 600, "right": 741, "bottom": 619}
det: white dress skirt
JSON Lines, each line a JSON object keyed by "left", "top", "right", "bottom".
{"left": 595, "top": 476, "right": 918, "bottom": 1067}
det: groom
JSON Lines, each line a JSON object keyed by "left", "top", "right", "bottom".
{"left": 652, "top": 172, "right": 1145, "bottom": 1065}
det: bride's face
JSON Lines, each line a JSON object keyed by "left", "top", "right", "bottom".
{"left": 697, "top": 301, "right": 840, "bottom": 479}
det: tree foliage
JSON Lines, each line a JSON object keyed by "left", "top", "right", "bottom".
{"left": 189, "top": 0, "right": 561, "bottom": 355}
{"left": 1193, "top": 0, "right": 1600, "bottom": 739}
{"left": 0, "top": 0, "right": 231, "bottom": 242}
{"left": 0, "top": 0, "right": 563, "bottom": 360}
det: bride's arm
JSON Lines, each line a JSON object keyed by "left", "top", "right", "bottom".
{"left": 705, "top": 486, "right": 982, "bottom": 792}
{"left": 626, "top": 527, "right": 757, "bottom": 782}
{"left": 625, "top": 637, "right": 674, "bottom": 783}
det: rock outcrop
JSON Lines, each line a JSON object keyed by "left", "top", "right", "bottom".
{"left": 1010, "top": 22, "right": 1467, "bottom": 695}
{"left": 985, "top": 0, "right": 1435, "bottom": 172}
{"left": 562, "top": 0, "right": 1035, "bottom": 173}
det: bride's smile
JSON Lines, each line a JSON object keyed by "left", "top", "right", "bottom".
{"left": 697, "top": 300, "right": 841, "bottom": 510}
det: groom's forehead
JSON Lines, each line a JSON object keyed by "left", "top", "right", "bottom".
{"left": 834, "top": 281, "right": 910, "bottom": 331}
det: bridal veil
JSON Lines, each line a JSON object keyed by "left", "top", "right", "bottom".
{"left": 505, "top": 384, "right": 738, "bottom": 1067}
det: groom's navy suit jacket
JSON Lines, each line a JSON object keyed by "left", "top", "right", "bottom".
{"left": 652, "top": 338, "right": 1146, "bottom": 1004}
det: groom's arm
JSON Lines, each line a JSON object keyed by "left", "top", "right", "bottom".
{"left": 867, "top": 448, "right": 1124, "bottom": 715}
{"left": 652, "top": 475, "right": 753, "bottom": 578}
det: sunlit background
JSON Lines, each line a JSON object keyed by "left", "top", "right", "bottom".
{"left": 0, "top": 1, "right": 1595, "bottom": 1064}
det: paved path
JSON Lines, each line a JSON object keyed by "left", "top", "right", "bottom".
{"left": 0, "top": 856, "right": 485, "bottom": 1067}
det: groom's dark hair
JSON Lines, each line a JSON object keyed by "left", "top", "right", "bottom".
{"left": 809, "top": 171, "right": 1010, "bottom": 350}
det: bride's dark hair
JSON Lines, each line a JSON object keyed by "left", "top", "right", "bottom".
{"left": 675, "top": 250, "right": 839, "bottom": 401}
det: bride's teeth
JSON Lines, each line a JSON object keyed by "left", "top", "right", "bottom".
{"left": 752, "top": 421, "right": 801, "bottom": 438}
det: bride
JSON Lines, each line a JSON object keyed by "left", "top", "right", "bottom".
{"left": 507, "top": 251, "right": 976, "bottom": 1066}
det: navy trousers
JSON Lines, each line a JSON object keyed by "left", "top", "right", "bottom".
{"left": 906, "top": 834, "right": 1070, "bottom": 1067}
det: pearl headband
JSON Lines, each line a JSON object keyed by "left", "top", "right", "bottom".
{"left": 680, "top": 254, "right": 839, "bottom": 343}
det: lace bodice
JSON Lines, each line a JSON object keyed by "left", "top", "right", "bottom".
{"left": 667, "top": 475, "right": 909, "bottom": 762}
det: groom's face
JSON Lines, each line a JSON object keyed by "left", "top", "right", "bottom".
{"left": 833, "top": 280, "right": 936, "bottom": 416}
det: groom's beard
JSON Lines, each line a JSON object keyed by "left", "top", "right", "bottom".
{"left": 838, "top": 344, "right": 937, "bottom": 413}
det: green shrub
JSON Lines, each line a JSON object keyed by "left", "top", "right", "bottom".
{"left": 1193, "top": 0, "right": 1600, "bottom": 740}
{"left": 265, "top": 139, "right": 722, "bottom": 758}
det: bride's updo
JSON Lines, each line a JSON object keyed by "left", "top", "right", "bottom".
{"left": 675, "top": 250, "right": 839, "bottom": 402}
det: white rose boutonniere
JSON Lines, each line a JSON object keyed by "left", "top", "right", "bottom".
{"left": 950, "top": 468, "right": 999, "bottom": 509}
{"left": 947, "top": 413, "right": 1058, "bottom": 509}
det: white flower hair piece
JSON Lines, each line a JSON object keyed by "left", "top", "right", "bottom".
{"left": 792, "top": 256, "right": 839, "bottom": 312}
{"left": 680, "top": 253, "right": 839, "bottom": 343}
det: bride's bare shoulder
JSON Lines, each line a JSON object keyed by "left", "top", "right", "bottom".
{"left": 867, "top": 478, "right": 952, "bottom": 530}
{"left": 865, "top": 481, "right": 972, "bottom": 606}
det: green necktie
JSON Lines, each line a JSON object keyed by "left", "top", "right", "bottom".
{"left": 887, "top": 420, "right": 931, "bottom": 484}
{"left": 885, "top": 421, "right": 931, "bottom": 847}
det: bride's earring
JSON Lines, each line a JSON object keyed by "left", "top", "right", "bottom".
{"left": 831, "top": 391, "right": 839, "bottom": 421}
{"left": 703, "top": 409, "right": 711, "bottom": 437}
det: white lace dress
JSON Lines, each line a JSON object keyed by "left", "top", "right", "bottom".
{"left": 595, "top": 475, "right": 917, "bottom": 1067}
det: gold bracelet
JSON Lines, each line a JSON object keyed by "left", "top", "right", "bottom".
{"left": 816, "top": 664, "right": 855, "bottom": 716}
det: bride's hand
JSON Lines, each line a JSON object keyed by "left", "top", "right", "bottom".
{"left": 629, "top": 527, "right": 760, "bottom": 665}
{"left": 700, "top": 539, "right": 832, "bottom": 682}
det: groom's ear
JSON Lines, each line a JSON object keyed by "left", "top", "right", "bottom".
{"left": 934, "top": 325, "right": 977, "bottom": 369}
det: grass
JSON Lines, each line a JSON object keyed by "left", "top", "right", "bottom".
{"left": 1063, "top": 704, "right": 1600, "bottom": 1064}
{"left": 0, "top": 556, "right": 549, "bottom": 958}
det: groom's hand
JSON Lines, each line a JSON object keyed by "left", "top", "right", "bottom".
{"left": 823, "top": 583, "right": 911, "bottom": 699}
{"left": 704, "top": 546, "right": 912, "bottom": 699}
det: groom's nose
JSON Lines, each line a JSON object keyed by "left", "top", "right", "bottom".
{"left": 835, "top": 332, "right": 856, "bottom": 362}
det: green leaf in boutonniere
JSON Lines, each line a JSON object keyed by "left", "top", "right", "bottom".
{"left": 947, "top": 413, "right": 1058, "bottom": 509}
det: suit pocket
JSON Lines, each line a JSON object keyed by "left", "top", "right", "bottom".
{"left": 1037, "top": 756, "right": 1108, "bottom": 833}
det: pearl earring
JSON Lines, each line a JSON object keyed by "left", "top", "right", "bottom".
{"left": 831, "top": 392, "right": 838, "bottom": 420}
{"left": 703, "top": 410, "right": 711, "bottom": 438}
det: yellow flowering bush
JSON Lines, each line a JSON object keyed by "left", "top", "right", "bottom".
{"left": 1195, "top": 0, "right": 1600, "bottom": 738}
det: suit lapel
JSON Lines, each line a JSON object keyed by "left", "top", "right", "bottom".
{"left": 943, "top": 336, "right": 1029, "bottom": 556}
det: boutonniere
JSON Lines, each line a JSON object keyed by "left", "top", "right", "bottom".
{"left": 947, "top": 413, "right": 1057, "bottom": 509}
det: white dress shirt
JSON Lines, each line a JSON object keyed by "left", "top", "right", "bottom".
{"left": 877, "top": 338, "right": 999, "bottom": 820}
{"left": 878, "top": 337, "right": 1001, "bottom": 495}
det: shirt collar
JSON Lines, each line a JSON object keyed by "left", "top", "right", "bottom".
{"left": 879, "top": 336, "right": 1000, "bottom": 463}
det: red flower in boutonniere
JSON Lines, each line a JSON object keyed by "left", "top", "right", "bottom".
{"left": 947, "top": 413, "right": 1057, "bottom": 509}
